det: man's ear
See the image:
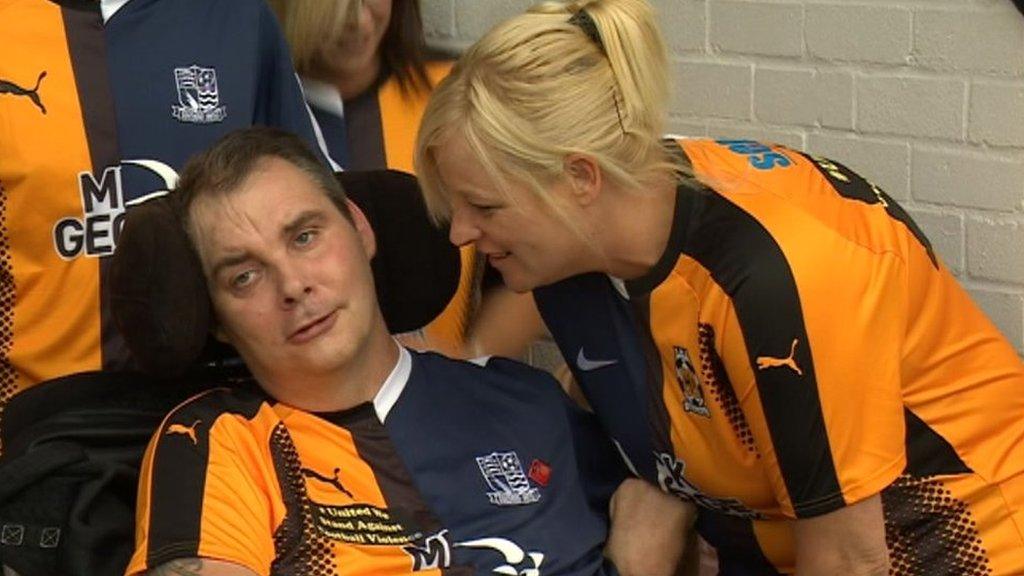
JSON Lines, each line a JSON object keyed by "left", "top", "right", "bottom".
{"left": 564, "top": 154, "right": 603, "bottom": 208}
{"left": 211, "top": 322, "right": 231, "bottom": 344}
{"left": 346, "top": 198, "right": 377, "bottom": 259}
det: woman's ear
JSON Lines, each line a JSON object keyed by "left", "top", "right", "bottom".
{"left": 564, "top": 153, "right": 603, "bottom": 207}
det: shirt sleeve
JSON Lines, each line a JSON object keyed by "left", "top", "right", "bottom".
{"left": 728, "top": 202, "right": 909, "bottom": 519}
{"left": 125, "top": 403, "right": 276, "bottom": 575}
{"left": 254, "top": 0, "right": 338, "bottom": 170}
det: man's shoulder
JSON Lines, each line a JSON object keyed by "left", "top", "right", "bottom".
{"left": 110, "top": 0, "right": 274, "bottom": 35}
{"left": 141, "top": 0, "right": 270, "bottom": 16}
{"left": 415, "top": 351, "right": 558, "bottom": 387}
{"left": 157, "top": 385, "right": 269, "bottom": 439}
{"left": 408, "top": 352, "right": 567, "bottom": 411}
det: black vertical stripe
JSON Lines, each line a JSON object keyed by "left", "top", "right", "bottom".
{"left": 326, "top": 405, "right": 471, "bottom": 574}
{"left": 61, "top": 3, "right": 120, "bottom": 180}
{"left": 61, "top": 2, "right": 130, "bottom": 370}
{"left": 344, "top": 87, "right": 387, "bottom": 170}
{"left": 328, "top": 405, "right": 439, "bottom": 533}
{"left": 679, "top": 187, "right": 842, "bottom": 518}
{"left": 146, "top": 389, "right": 262, "bottom": 567}
{"left": 628, "top": 296, "right": 678, "bottom": 456}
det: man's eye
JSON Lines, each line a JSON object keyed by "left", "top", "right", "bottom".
{"left": 231, "top": 270, "right": 257, "bottom": 289}
{"left": 295, "top": 230, "right": 318, "bottom": 246}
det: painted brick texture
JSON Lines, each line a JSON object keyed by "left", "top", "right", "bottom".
{"left": 424, "top": 0, "right": 1024, "bottom": 354}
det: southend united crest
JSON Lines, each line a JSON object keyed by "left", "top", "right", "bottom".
{"left": 476, "top": 451, "right": 541, "bottom": 506}
{"left": 172, "top": 65, "right": 226, "bottom": 124}
{"left": 674, "top": 346, "right": 710, "bottom": 418}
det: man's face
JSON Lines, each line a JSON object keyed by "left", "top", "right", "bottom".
{"left": 189, "top": 156, "right": 384, "bottom": 389}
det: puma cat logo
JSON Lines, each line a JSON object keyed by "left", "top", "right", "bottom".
{"left": 301, "top": 467, "right": 355, "bottom": 498}
{"left": 755, "top": 339, "right": 803, "bottom": 376}
{"left": 165, "top": 420, "right": 202, "bottom": 444}
{"left": 0, "top": 71, "right": 47, "bottom": 114}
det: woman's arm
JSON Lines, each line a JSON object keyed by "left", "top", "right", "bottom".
{"left": 794, "top": 494, "right": 890, "bottom": 576}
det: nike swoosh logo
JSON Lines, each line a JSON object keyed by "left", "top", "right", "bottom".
{"left": 576, "top": 348, "right": 618, "bottom": 371}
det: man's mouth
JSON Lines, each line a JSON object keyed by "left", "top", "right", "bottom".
{"left": 288, "top": 309, "right": 339, "bottom": 344}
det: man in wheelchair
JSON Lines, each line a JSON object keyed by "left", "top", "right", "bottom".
{"left": 0, "top": 128, "right": 689, "bottom": 576}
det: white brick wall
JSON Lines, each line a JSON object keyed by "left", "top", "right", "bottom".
{"left": 423, "top": 0, "right": 1024, "bottom": 355}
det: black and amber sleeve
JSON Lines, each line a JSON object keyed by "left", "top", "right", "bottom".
{"left": 126, "top": 391, "right": 276, "bottom": 575}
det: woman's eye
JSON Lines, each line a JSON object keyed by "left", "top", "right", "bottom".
{"left": 471, "top": 203, "right": 501, "bottom": 213}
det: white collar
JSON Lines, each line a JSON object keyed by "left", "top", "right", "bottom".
{"left": 100, "top": 0, "right": 131, "bottom": 22}
{"left": 299, "top": 76, "right": 346, "bottom": 120}
{"left": 607, "top": 275, "right": 630, "bottom": 300}
{"left": 372, "top": 344, "right": 412, "bottom": 422}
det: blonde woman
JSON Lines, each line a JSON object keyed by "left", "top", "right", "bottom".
{"left": 416, "top": 0, "right": 1024, "bottom": 574}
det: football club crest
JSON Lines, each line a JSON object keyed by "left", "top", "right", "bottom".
{"left": 476, "top": 451, "right": 541, "bottom": 506}
{"left": 172, "top": 65, "right": 227, "bottom": 124}
{"left": 674, "top": 346, "right": 710, "bottom": 418}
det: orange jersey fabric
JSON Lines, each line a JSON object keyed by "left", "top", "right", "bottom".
{"left": 0, "top": 1, "right": 107, "bottom": 400}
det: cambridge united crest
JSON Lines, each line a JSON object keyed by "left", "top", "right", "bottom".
{"left": 674, "top": 346, "right": 710, "bottom": 418}
{"left": 172, "top": 65, "right": 227, "bottom": 124}
{"left": 476, "top": 451, "right": 541, "bottom": 506}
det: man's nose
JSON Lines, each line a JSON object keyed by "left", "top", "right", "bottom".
{"left": 279, "top": 263, "right": 312, "bottom": 307}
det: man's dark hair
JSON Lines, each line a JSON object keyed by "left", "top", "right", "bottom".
{"left": 173, "top": 127, "right": 350, "bottom": 238}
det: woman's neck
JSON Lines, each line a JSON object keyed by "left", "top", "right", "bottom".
{"left": 310, "top": 55, "right": 383, "bottom": 101}
{"left": 598, "top": 177, "right": 678, "bottom": 281}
